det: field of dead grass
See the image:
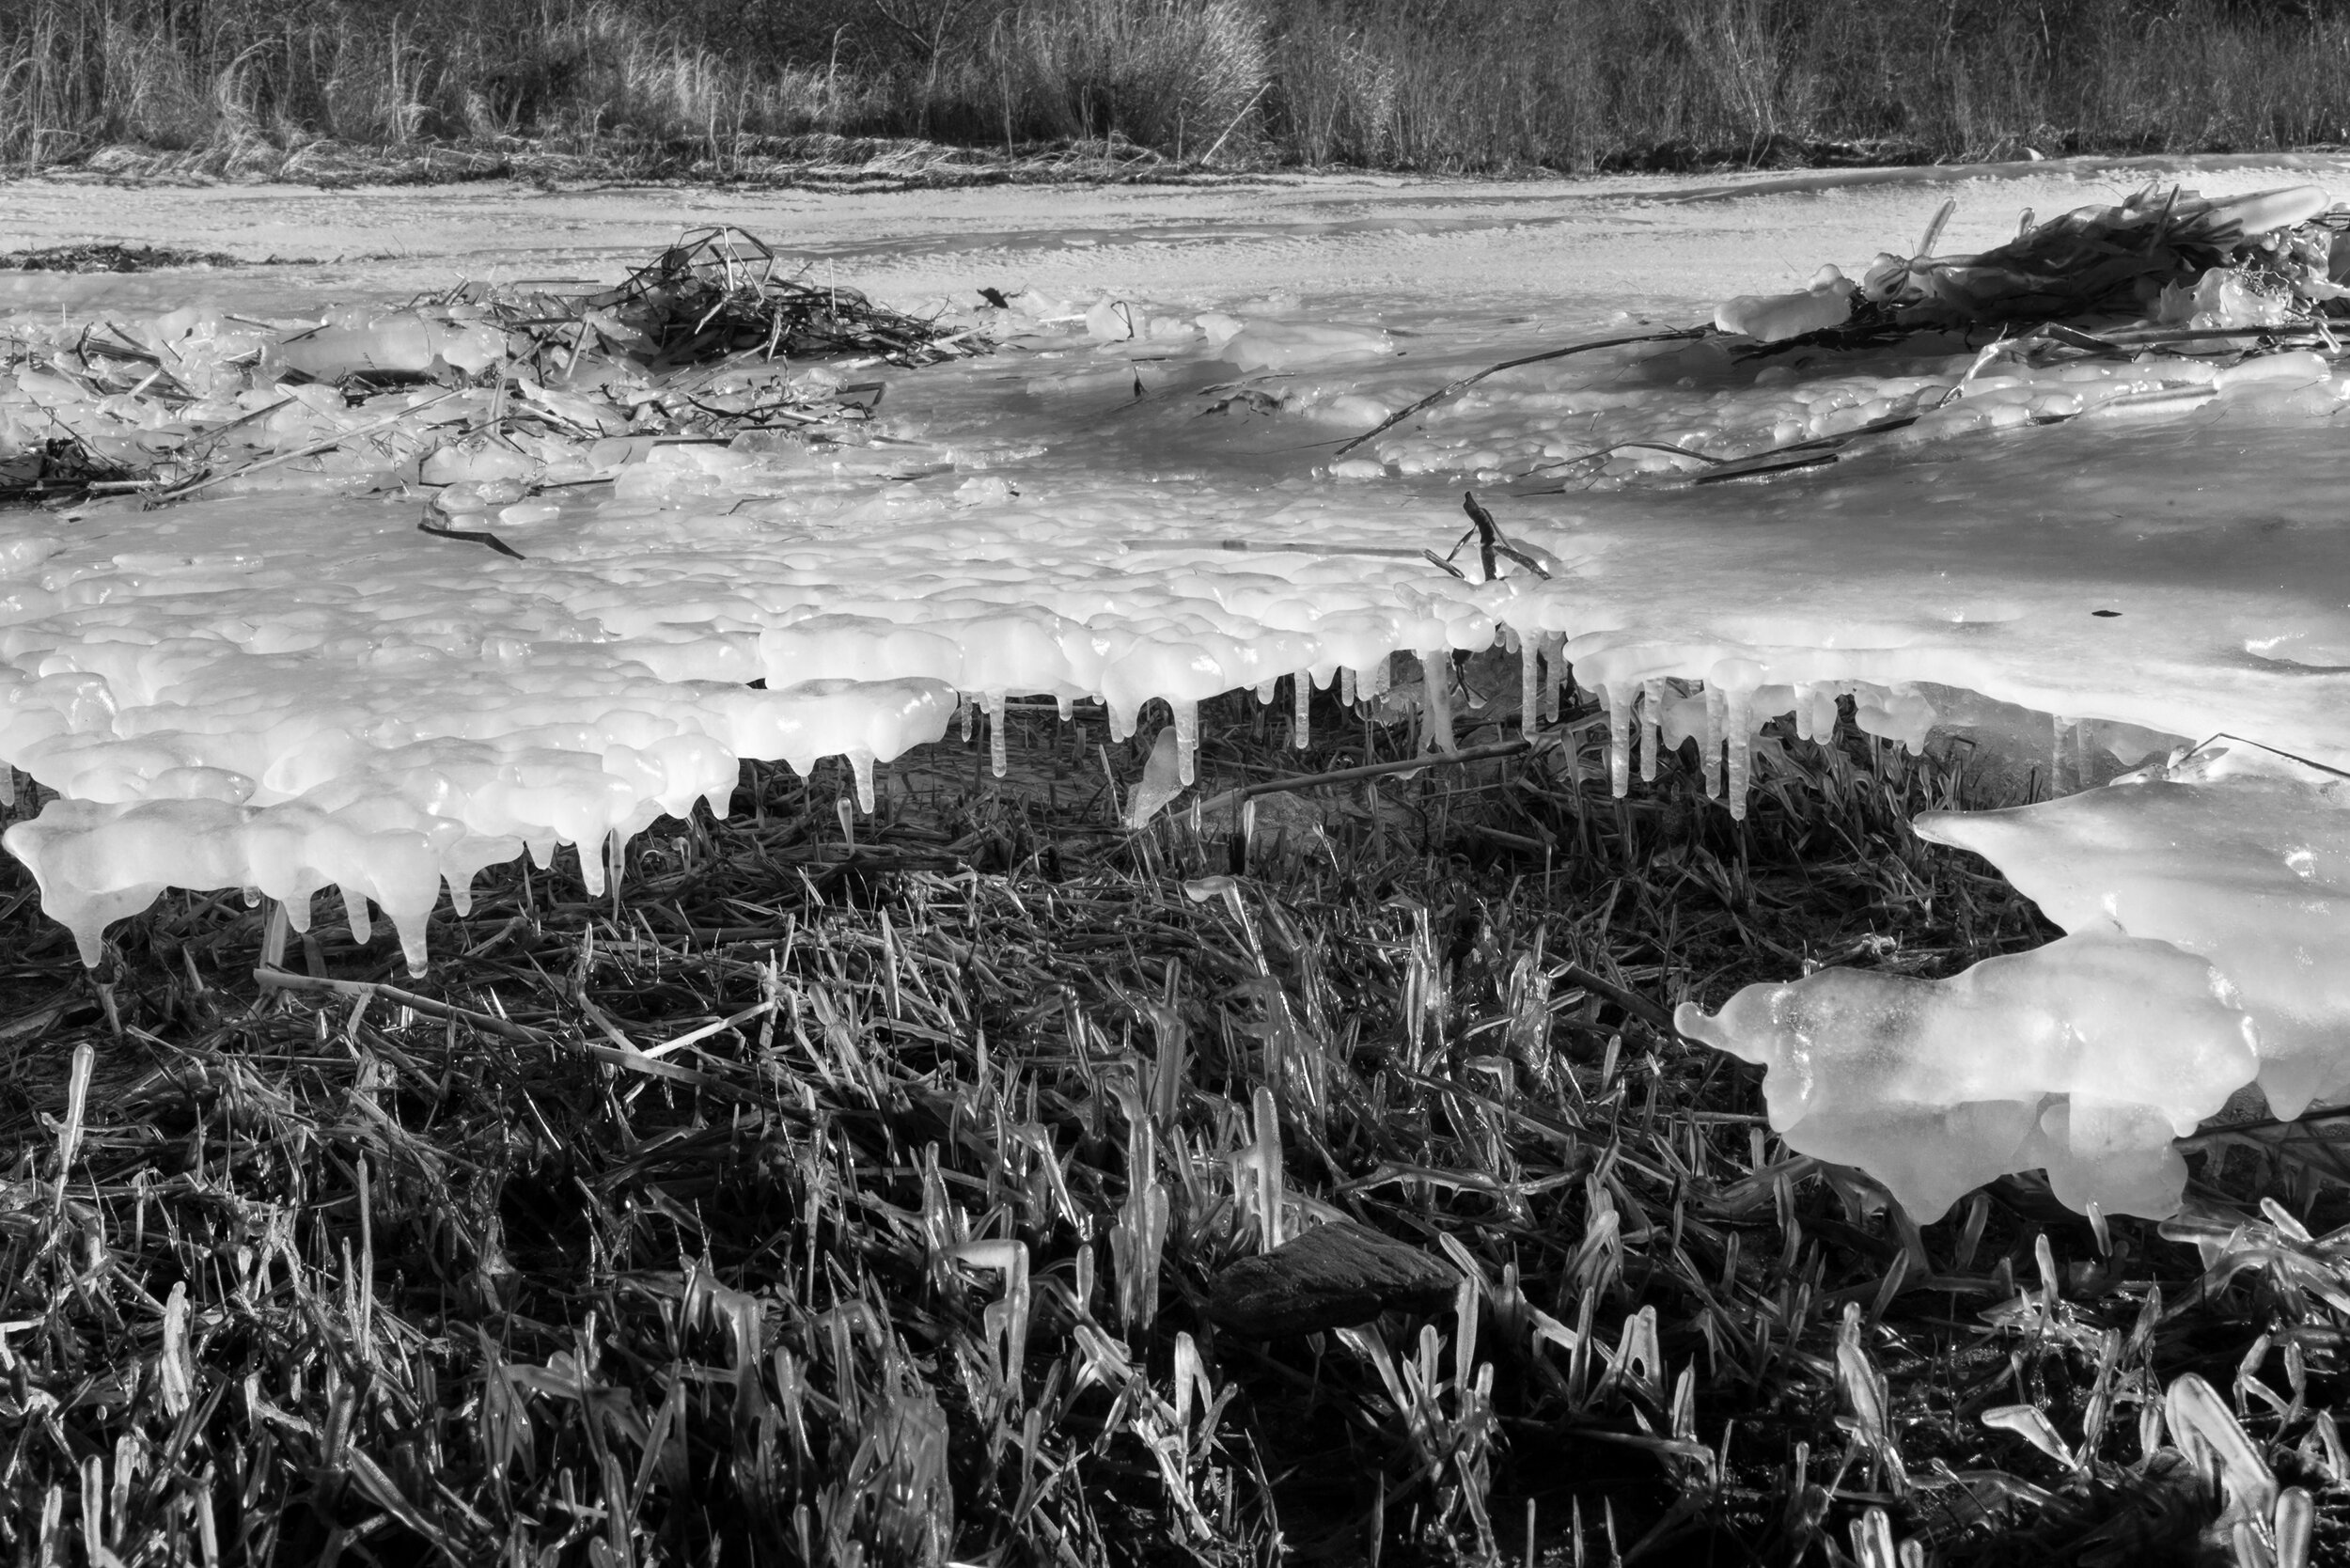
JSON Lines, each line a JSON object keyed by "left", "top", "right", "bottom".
{"left": 2, "top": 669, "right": 2344, "bottom": 1565}
{"left": 9, "top": 0, "right": 2350, "bottom": 181}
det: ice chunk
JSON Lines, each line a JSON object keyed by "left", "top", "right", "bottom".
{"left": 1715, "top": 267, "right": 1857, "bottom": 343}
{"left": 278, "top": 311, "right": 509, "bottom": 381}
{"left": 1675, "top": 931, "right": 2260, "bottom": 1220}
{"left": 1219, "top": 321, "right": 1396, "bottom": 372}
{"left": 1124, "top": 726, "right": 1184, "bottom": 829}
{"left": 1918, "top": 740, "right": 2350, "bottom": 1119}
{"left": 2204, "top": 184, "right": 2332, "bottom": 235}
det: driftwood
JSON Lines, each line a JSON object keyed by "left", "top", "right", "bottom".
{"left": 1207, "top": 1220, "right": 1459, "bottom": 1338}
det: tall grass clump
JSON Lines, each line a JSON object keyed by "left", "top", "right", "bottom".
{"left": 993, "top": 0, "right": 1266, "bottom": 156}
{"left": 6, "top": 0, "right": 2350, "bottom": 174}
{"left": 0, "top": 0, "right": 860, "bottom": 165}
{"left": 1261, "top": 0, "right": 2350, "bottom": 172}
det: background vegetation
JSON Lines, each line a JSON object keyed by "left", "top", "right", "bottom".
{"left": 7, "top": 0, "right": 2350, "bottom": 177}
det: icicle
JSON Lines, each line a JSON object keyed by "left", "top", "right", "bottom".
{"left": 580, "top": 836, "right": 606, "bottom": 897}
{"left": 1520, "top": 635, "right": 1540, "bottom": 738}
{"left": 1792, "top": 682, "right": 1815, "bottom": 742}
{"left": 1606, "top": 683, "right": 1631, "bottom": 795}
{"left": 960, "top": 691, "right": 975, "bottom": 743}
{"left": 1418, "top": 650, "right": 1457, "bottom": 753}
{"left": 1107, "top": 700, "right": 1136, "bottom": 744}
{"left": 1812, "top": 682, "right": 1840, "bottom": 743}
{"left": 1702, "top": 684, "right": 1727, "bottom": 798}
{"left": 1542, "top": 635, "right": 1565, "bottom": 723}
{"left": 526, "top": 839, "right": 555, "bottom": 870}
{"left": 849, "top": 747, "right": 877, "bottom": 813}
{"left": 341, "top": 886, "right": 371, "bottom": 946}
{"left": 1057, "top": 695, "right": 1073, "bottom": 723}
{"left": 2073, "top": 719, "right": 2094, "bottom": 790}
{"left": 1256, "top": 679, "right": 1277, "bottom": 705}
{"left": 1725, "top": 687, "right": 1753, "bottom": 819}
{"left": 836, "top": 795, "right": 856, "bottom": 847}
{"left": 1640, "top": 678, "right": 1666, "bottom": 781}
{"left": 985, "top": 690, "right": 1008, "bottom": 777}
{"left": 1174, "top": 699, "right": 1199, "bottom": 785}
{"left": 1293, "top": 673, "right": 1310, "bottom": 749}
{"left": 447, "top": 875, "right": 473, "bottom": 919}
{"left": 1340, "top": 666, "right": 1358, "bottom": 708}
{"left": 2052, "top": 713, "right": 2070, "bottom": 794}
{"left": 242, "top": 886, "right": 261, "bottom": 908}
{"left": 1366, "top": 653, "right": 1392, "bottom": 698}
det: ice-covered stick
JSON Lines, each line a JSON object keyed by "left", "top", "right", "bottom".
{"left": 1190, "top": 739, "right": 1539, "bottom": 821}
{"left": 149, "top": 388, "right": 462, "bottom": 505}
{"left": 1230, "top": 1085, "right": 1285, "bottom": 1253}
{"left": 1335, "top": 325, "right": 1714, "bottom": 456}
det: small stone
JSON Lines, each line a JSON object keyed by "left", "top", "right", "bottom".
{"left": 1207, "top": 1221, "right": 1459, "bottom": 1339}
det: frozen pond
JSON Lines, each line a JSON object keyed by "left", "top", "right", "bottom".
{"left": 6, "top": 156, "right": 2350, "bottom": 1218}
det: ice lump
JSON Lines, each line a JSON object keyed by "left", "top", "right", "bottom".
{"left": 1917, "top": 738, "right": 2350, "bottom": 1121}
{"left": 1675, "top": 931, "right": 2260, "bottom": 1220}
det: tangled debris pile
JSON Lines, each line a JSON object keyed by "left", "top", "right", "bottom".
{"left": 1719, "top": 182, "right": 2350, "bottom": 344}
{"left": 0, "top": 226, "right": 983, "bottom": 512}
{"left": 0, "top": 241, "right": 245, "bottom": 272}
{"left": 1339, "top": 183, "right": 2350, "bottom": 492}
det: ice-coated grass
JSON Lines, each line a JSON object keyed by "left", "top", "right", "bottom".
{"left": 9, "top": 0, "right": 2350, "bottom": 178}
{"left": 1, "top": 687, "right": 2344, "bottom": 1565}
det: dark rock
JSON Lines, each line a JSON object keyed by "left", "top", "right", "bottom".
{"left": 1206, "top": 1222, "right": 1459, "bottom": 1339}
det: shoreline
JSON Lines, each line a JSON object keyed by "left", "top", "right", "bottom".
{"left": 8, "top": 136, "right": 2350, "bottom": 200}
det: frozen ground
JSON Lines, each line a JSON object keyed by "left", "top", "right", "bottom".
{"left": 7, "top": 155, "right": 2350, "bottom": 1216}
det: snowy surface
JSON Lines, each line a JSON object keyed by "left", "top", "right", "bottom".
{"left": 6, "top": 159, "right": 2350, "bottom": 1212}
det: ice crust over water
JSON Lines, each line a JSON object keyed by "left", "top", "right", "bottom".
{"left": 5, "top": 190, "right": 2350, "bottom": 1220}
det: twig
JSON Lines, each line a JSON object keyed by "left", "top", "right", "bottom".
{"left": 416, "top": 519, "right": 527, "bottom": 560}
{"left": 149, "top": 389, "right": 462, "bottom": 506}
{"left": 1553, "top": 961, "right": 1684, "bottom": 1041}
{"left": 1118, "top": 539, "right": 1436, "bottom": 560}
{"left": 254, "top": 964, "right": 551, "bottom": 1044}
{"left": 1337, "top": 326, "right": 1715, "bottom": 456}
{"left": 1192, "top": 736, "right": 1539, "bottom": 819}
{"left": 2177, "top": 1107, "right": 2350, "bottom": 1148}
{"left": 1197, "top": 80, "right": 1271, "bottom": 168}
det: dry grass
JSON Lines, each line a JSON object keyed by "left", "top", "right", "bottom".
{"left": 8, "top": 0, "right": 2350, "bottom": 179}
{"left": 3, "top": 667, "right": 2346, "bottom": 1564}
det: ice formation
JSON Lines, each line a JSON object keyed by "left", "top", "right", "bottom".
{"left": 1678, "top": 729, "right": 2350, "bottom": 1218}
{"left": 6, "top": 181, "right": 2350, "bottom": 1219}
{"left": 1918, "top": 739, "right": 2350, "bottom": 1121}
{"left": 1674, "top": 931, "right": 2258, "bottom": 1219}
